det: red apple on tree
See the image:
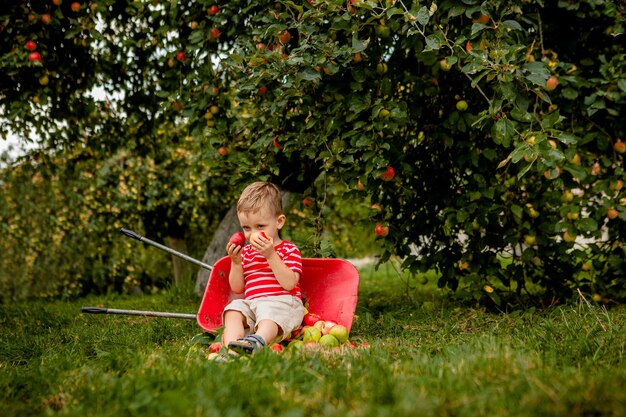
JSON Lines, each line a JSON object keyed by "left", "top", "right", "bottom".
{"left": 607, "top": 208, "right": 619, "bottom": 220}
{"left": 375, "top": 224, "right": 389, "bottom": 237}
{"left": 545, "top": 76, "right": 559, "bottom": 91}
{"left": 614, "top": 139, "right": 626, "bottom": 154}
{"left": 302, "top": 197, "right": 313, "bottom": 207}
{"left": 41, "top": 14, "right": 51, "bottom": 24}
{"left": 258, "top": 86, "right": 268, "bottom": 95}
{"left": 28, "top": 52, "right": 42, "bottom": 62}
{"left": 207, "top": 5, "right": 219, "bottom": 15}
{"left": 176, "top": 51, "right": 185, "bottom": 62}
{"left": 71, "top": 2, "right": 81, "bottom": 12}
{"left": 210, "top": 28, "right": 220, "bottom": 38}
{"left": 380, "top": 165, "right": 395, "bottom": 181}
{"left": 25, "top": 40, "right": 37, "bottom": 51}
{"left": 229, "top": 232, "right": 245, "bottom": 247}
{"left": 278, "top": 30, "right": 292, "bottom": 44}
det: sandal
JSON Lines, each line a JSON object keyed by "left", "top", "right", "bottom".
{"left": 228, "top": 334, "right": 266, "bottom": 355}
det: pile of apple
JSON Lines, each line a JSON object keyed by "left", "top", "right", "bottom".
{"left": 281, "top": 311, "right": 353, "bottom": 352}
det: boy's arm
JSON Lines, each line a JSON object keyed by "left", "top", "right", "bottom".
{"left": 265, "top": 252, "right": 300, "bottom": 291}
{"left": 228, "top": 263, "right": 245, "bottom": 294}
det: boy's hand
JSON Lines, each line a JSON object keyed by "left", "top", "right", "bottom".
{"left": 226, "top": 242, "right": 243, "bottom": 265}
{"left": 250, "top": 232, "right": 274, "bottom": 257}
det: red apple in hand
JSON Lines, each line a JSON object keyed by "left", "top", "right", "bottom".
{"left": 229, "top": 232, "right": 245, "bottom": 247}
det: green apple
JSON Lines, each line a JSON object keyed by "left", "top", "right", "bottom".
{"left": 329, "top": 324, "right": 349, "bottom": 344}
{"left": 303, "top": 326, "right": 322, "bottom": 343}
{"left": 319, "top": 334, "right": 340, "bottom": 348}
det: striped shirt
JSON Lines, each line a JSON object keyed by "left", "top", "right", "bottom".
{"left": 241, "top": 240, "right": 302, "bottom": 300}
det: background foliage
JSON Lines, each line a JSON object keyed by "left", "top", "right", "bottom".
{"left": 1, "top": 0, "right": 625, "bottom": 305}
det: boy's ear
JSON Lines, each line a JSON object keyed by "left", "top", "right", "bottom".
{"left": 277, "top": 214, "right": 286, "bottom": 229}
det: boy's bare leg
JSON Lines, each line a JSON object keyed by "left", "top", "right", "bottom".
{"left": 254, "top": 319, "right": 280, "bottom": 347}
{"left": 222, "top": 310, "right": 246, "bottom": 346}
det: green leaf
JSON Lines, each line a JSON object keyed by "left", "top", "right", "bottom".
{"left": 511, "top": 204, "right": 523, "bottom": 219}
{"left": 542, "top": 110, "right": 564, "bottom": 129}
{"left": 553, "top": 132, "right": 578, "bottom": 145}
{"left": 424, "top": 32, "right": 444, "bottom": 51}
{"left": 471, "top": 23, "right": 487, "bottom": 36}
{"left": 562, "top": 88, "right": 579, "bottom": 100}
{"left": 502, "top": 20, "right": 523, "bottom": 31}
{"left": 416, "top": 6, "right": 430, "bottom": 26}
{"left": 523, "top": 61, "right": 550, "bottom": 86}
{"left": 298, "top": 67, "right": 322, "bottom": 82}
{"left": 577, "top": 218, "right": 598, "bottom": 232}
{"left": 492, "top": 118, "right": 516, "bottom": 147}
{"left": 351, "top": 38, "right": 370, "bottom": 53}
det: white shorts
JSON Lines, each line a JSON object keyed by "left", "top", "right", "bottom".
{"left": 223, "top": 295, "right": 305, "bottom": 341}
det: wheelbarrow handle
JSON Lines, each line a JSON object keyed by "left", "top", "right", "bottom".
{"left": 81, "top": 306, "right": 197, "bottom": 320}
{"left": 119, "top": 228, "right": 213, "bottom": 271}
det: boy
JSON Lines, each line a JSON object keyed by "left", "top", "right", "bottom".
{"left": 222, "top": 181, "right": 305, "bottom": 354}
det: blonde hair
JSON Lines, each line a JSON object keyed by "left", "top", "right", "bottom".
{"left": 237, "top": 182, "right": 283, "bottom": 216}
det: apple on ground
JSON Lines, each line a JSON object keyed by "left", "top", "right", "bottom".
{"left": 328, "top": 324, "right": 349, "bottom": 344}
{"left": 270, "top": 343, "right": 284, "bottom": 352}
{"left": 288, "top": 340, "right": 304, "bottom": 350}
{"left": 303, "top": 312, "right": 321, "bottom": 327}
{"left": 319, "top": 334, "right": 340, "bottom": 347}
{"left": 303, "top": 326, "right": 322, "bottom": 343}
{"left": 314, "top": 320, "right": 337, "bottom": 335}
{"left": 303, "top": 341, "right": 319, "bottom": 349}
{"left": 229, "top": 232, "right": 245, "bottom": 247}
{"left": 209, "top": 342, "right": 222, "bottom": 353}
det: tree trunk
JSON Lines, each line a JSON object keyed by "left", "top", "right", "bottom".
{"left": 194, "top": 191, "right": 291, "bottom": 296}
{"left": 164, "top": 236, "right": 192, "bottom": 287}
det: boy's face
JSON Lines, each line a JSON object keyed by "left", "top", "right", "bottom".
{"left": 237, "top": 206, "right": 286, "bottom": 243}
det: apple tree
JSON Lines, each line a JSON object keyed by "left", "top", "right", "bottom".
{"left": 196, "top": 0, "right": 626, "bottom": 304}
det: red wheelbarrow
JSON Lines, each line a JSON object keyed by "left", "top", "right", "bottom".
{"left": 82, "top": 229, "right": 360, "bottom": 333}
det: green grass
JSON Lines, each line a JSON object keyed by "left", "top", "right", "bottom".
{"left": 1, "top": 263, "right": 626, "bottom": 417}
